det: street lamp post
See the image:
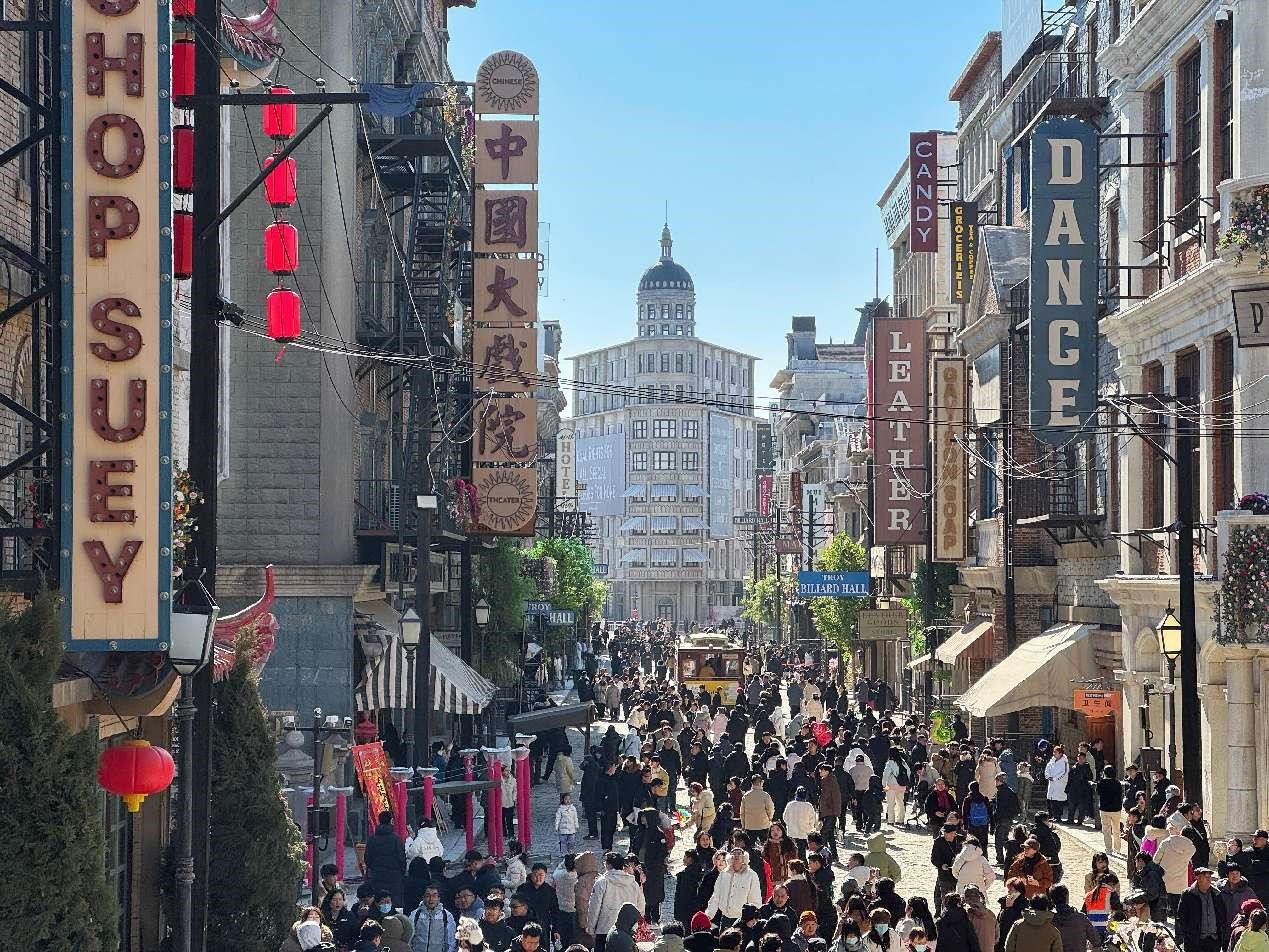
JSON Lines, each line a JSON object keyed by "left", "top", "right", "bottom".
{"left": 169, "top": 572, "right": 219, "bottom": 952}
{"left": 1156, "top": 604, "right": 1183, "bottom": 784}
{"left": 474, "top": 599, "right": 491, "bottom": 743}
{"left": 399, "top": 607, "right": 423, "bottom": 769}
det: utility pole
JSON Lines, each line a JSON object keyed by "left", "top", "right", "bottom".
{"left": 185, "top": 0, "right": 222, "bottom": 945}
{"left": 411, "top": 365, "right": 434, "bottom": 766}
{"left": 774, "top": 506, "right": 783, "bottom": 645}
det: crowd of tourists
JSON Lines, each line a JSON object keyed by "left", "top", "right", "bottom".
{"left": 283, "top": 623, "right": 1268, "bottom": 952}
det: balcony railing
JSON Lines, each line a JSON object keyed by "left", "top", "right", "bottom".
{"left": 1012, "top": 50, "right": 1102, "bottom": 141}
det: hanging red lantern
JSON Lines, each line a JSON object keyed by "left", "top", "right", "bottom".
{"left": 266, "top": 286, "right": 302, "bottom": 342}
{"left": 173, "top": 125, "right": 194, "bottom": 193}
{"left": 172, "top": 0, "right": 196, "bottom": 17}
{"left": 172, "top": 39, "right": 195, "bottom": 98}
{"left": 262, "top": 154, "right": 297, "bottom": 208}
{"left": 98, "top": 739, "right": 176, "bottom": 812}
{"left": 264, "top": 221, "right": 299, "bottom": 274}
{"left": 173, "top": 210, "right": 193, "bottom": 279}
{"left": 262, "top": 86, "right": 297, "bottom": 140}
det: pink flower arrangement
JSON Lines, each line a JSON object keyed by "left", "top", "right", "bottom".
{"left": 1218, "top": 188, "right": 1269, "bottom": 271}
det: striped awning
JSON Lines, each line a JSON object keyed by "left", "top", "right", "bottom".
{"left": 354, "top": 602, "right": 497, "bottom": 716}
{"left": 683, "top": 516, "right": 707, "bottom": 530}
{"left": 623, "top": 484, "right": 647, "bottom": 498}
{"left": 683, "top": 485, "right": 705, "bottom": 498}
{"left": 618, "top": 516, "right": 647, "bottom": 532}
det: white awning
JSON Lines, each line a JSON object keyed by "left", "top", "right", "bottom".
{"left": 623, "top": 484, "right": 646, "bottom": 498}
{"left": 354, "top": 601, "right": 497, "bottom": 715}
{"left": 619, "top": 548, "right": 647, "bottom": 564}
{"left": 683, "top": 516, "right": 707, "bottom": 530}
{"left": 683, "top": 485, "right": 705, "bottom": 498}
{"left": 907, "top": 652, "right": 932, "bottom": 670}
{"left": 682, "top": 548, "right": 707, "bottom": 563}
{"left": 651, "top": 483, "right": 678, "bottom": 497}
{"left": 618, "top": 516, "right": 646, "bottom": 532}
{"left": 955, "top": 623, "right": 1096, "bottom": 718}
{"left": 934, "top": 619, "right": 993, "bottom": 664}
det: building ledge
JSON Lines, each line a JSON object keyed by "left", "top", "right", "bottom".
{"left": 1095, "top": 573, "right": 1219, "bottom": 609}
{"left": 1099, "top": 0, "right": 1211, "bottom": 81}
{"left": 959, "top": 564, "right": 1057, "bottom": 596}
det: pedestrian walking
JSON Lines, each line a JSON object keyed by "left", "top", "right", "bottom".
{"left": 557, "top": 793, "right": 580, "bottom": 856}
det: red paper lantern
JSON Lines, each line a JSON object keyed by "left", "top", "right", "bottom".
{"left": 267, "top": 286, "right": 302, "bottom": 342}
{"left": 172, "top": 0, "right": 196, "bottom": 17}
{"left": 173, "top": 210, "right": 193, "bottom": 279}
{"left": 262, "top": 154, "right": 297, "bottom": 208}
{"left": 262, "top": 86, "right": 296, "bottom": 140}
{"left": 264, "top": 221, "right": 299, "bottom": 274}
{"left": 172, "top": 40, "right": 195, "bottom": 98}
{"left": 173, "top": 125, "right": 194, "bottom": 193}
{"left": 98, "top": 739, "right": 176, "bottom": 812}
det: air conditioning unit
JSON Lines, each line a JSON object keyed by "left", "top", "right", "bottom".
{"left": 387, "top": 485, "right": 401, "bottom": 531}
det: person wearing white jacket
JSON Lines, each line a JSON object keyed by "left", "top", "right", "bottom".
{"left": 500, "top": 765, "right": 518, "bottom": 838}
{"left": 1043, "top": 747, "right": 1070, "bottom": 817}
{"left": 587, "top": 852, "right": 646, "bottom": 943}
{"left": 1154, "top": 820, "right": 1197, "bottom": 906}
{"left": 783, "top": 787, "right": 820, "bottom": 855}
{"left": 951, "top": 837, "right": 995, "bottom": 894}
{"left": 556, "top": 792, "right": 580, "bottom": 855}
{"left": 705, "top": 848, "right": 763, "bottom": 924}
{"left": 405, "top": 823, "right": 444, "bottom": 864}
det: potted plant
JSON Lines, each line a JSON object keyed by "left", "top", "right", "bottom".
{"left": 1217, "top": 187, "right": 1269, "bottom": 271}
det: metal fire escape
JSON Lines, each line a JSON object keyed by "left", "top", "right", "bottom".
{"left": 0, "top": 1, "right": 61, "bottom": 591}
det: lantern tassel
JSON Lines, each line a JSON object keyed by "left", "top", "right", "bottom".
{"left": 275, "top": 345, "right": 287, "bottom": 363}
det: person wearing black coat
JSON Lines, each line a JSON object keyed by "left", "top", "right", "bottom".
{"left": 994, "top": 887, "right": 1027, "bottom": 952}
{"left": 582, "top": 750, "right": 605, "bottom": 838}
{"left": 639, "top": 811, "right": 670, "bottom": 923}
{"left": 674, "top": 850, "right": 705, "bottom": 927}
{"left": 1176, "top": 872, "right": 1229, "bottom": 952}
{"left": 596, "top": 762, "right": 622, "bottom": 850}
{"left": 403, "top": 857, "right": 430, "bottom": 914}
{"left": 1181, "top": 804, "right": 1213, "bottom": 870}
{"left": 931, "top": 825, "right": 963, "bottom": 913}
{"left": 868, "top": 731, "right": 892, "bottom": 773}
{"left": 933, "top": 894, "right": 981, "bottom": 952}
{"left": 993, "top": 778, "right": 1022, "bottom": 866}
{"left": 364, "top": 813, "right": 407, "bottom": 907}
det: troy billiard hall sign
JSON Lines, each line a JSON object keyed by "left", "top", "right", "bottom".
{"left": 61, "top": 0, "right": 174, "bottom": 649}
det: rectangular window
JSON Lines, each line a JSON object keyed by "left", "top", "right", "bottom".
{"left": 682, "top": 420, "right": 699, "bottom": 439}
{"left": 980, "top": 430, "right": 998, "bottom": 515}
{"left": 1143, "top": 361, "right": 1166, "bottom": 528}
{"left": 1217, "top": 17, "right": 1235, "bottom": 186}
{"left": 1109, "top": 0, "right": 1121, "bottom": 42}
{"left": 687, "top": 354, "right": 694, "bottom": 373}
{"left": 683, "top": 452, "right": 700, "bottom": 470}
{"left": 1176, "top": 49, "right": 1202, "bottom": 233}
{"left": 631, "top": 452, "right": 648, "bottom": 472}
{"left": 661, "top": 324, "right": 671, "bottom": 337}
{"left": 1143, "top": 82, "right": 1166, "bottom": 256}
{"left": 1176, "top": 348, "right": 1202, "bottom": 523}
{"left": 632, "top": 420, "right": 648, "bottom": 439}
{"left": 653, "top": 419, "right": 675, "bottom": 439}
{"left": 653, "top": 451, "right": 676, "bottom": 470}
{"left": 651, "top": 516, "right": 677, "bottom": 534}
{"left": 1214, "top": 334, "right": 1235, "bottom": 510}
{"left": 1018, "top": 142, "right": 1030, "bottom": 212}
{"left": 1105, "top": 197, "right": 1120, "bottom": 302}
{"left": 637, "top": 354, "right": 644, "bottom": 373}
{"left": 675, "top": 384, "right": 684, "bottom": 401}
{"left": 675, "top": 353, "right": 684, "bottom": 372}
{"left": 660, "top": 353, "right": 670, "bottom": 373}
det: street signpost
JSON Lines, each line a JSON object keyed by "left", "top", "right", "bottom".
{"left": 524, "top": 600, "right": 552, "bottom": 615}
{"left": 733, "top": 512, "right": 771, "bottom": 526}
{"left": 547, "top": 609, "right": 576, "bottom": 627}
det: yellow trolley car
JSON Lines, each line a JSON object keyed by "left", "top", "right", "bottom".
{"left": 676, "top": 632, "right": 746, "bottom": 704}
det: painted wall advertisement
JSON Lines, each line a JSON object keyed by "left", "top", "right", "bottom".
{"left": 871, "top": 319, "right": 928, "bottom": 542}
{"left": 932, "top": 358, "right": 968, "bottom": 561}
{"left": 1029, "top": 117, "right": 1099, "bottom": 444}
{"left": 708, "top": 413, "right": 734, "bottom": 538}
{"left": 909, "top": 132, "right": 939, "bottom": 253}
{"left": 576, "top": 433, "right": 626, "bottom": 516}
{"left": 61, "top": 0, "right": 173, "bottom": 648}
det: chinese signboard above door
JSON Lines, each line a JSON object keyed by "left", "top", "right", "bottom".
{"left": 470, "top": 51, "right": 541, "bottom": 534}
{"left": 61, "top": 0, "right": 173, "bottom": 649}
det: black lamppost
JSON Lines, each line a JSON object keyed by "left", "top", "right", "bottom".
{"left": 399, "top": 607, "right": 423, "bottom": 768}
{"left": 169, "top": 571, "right": 219, "bottom": 952}
{"left": 1156, "top": 603, "right": 1183, "bottom": 783}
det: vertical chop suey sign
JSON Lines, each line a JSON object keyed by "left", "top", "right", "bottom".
{"left": 61, "top": 0, "right": 173, "bottom": 648}
{"left": 871, "top": 318, "right": 928, "bottom": 542}
{"left": 1029, "top": 118, "right": 1098, "bottom": 443}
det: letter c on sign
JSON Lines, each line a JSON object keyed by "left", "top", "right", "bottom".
{"left": 1048, "top": 319, "right": 1080, "bottom": 367}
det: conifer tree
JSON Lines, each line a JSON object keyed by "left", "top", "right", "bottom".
{"left": 206, "top": 645, "right": 305, "bottom": 952}
{"left": 0, "top": 595, "right": 118, "bottom": 950}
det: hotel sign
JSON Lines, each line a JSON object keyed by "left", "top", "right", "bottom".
{"left": 1029, "top": 118, "right": 1099, "bottom": 443}
{"left": 932, "top": 358, "right": 967, "bottom": 561}
{"left": 871, "top": 319, "right": 928, "bottom": 542}
{"left": 61, "top": 0, "right": 173, "bottom": 649}
{"left": 910, "top": 132, "right": 939, "bottom": 253}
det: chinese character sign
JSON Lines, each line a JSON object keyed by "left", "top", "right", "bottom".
{"left": 475, "top": 190, "right": 538, "bottom": 254}
{"left": 474, "top": 258, "right": 538, "bottom": 325}
{"left": 910, "top": 132, "right": 939, "bottom": 253}
{"left": 871, "top": 318, "right": 928, "bottom": 542}
{"left": 62, "top": 0, "right": 174, "bottom": 648}
{"left": 351, "top": 742, "right": 395, "bottom": 823}
{"left": 473, "top": 327, "right": 536, "bottom": 393}
{"left": 474, "top": 398, "right": 538, "bottom": 463}
{"left": 758, "top": 474, "right": 773, "bottom": 517}
{"left": 932, "top": 358, "right": 967, "bottom": 561}
{"left": 475, "top": 120, "right": 539, "bottom": 185}
{"left": 1073, "top": 689, "right": 1120, "bottom": 718}
{"left": 1029, "top": 118, "right": 1099, "bottom": 443}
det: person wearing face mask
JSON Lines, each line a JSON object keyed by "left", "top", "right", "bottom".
{"left": 281, "top": 907, "right": 337, "bottom": 952}
{"left": 864, "top": 908, "right": 900, "bottom": 952}
{"left": 906, "top": 928, "right": 932, "bottom": 952}
{"left": 835, "top": 920, "right": 866, "bottom": 952}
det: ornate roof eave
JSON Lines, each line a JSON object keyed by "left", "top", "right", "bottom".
{"left": 217, "top": 0, "right": 285, "bottom": 86}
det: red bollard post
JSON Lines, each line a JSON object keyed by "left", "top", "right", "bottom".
{"left": 461, "top": 749, "right": 478, "bottom": 852}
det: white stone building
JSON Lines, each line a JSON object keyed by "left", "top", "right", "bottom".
{"left": 570, "top": 228, "right": 761, "bottom": 625}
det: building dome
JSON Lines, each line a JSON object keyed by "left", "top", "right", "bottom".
{"left": 638, "top": 224, "right": 693, "bottom": 291}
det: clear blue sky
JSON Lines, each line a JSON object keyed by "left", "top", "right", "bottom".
{"left": 448, "top": 1, "right": 1000, "bottom": 400}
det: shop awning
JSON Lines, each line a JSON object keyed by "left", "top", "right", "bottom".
{"left": 507, "top": 701, "right": 595, "bottom": 737}
{"left": 934, "top": 619, "right": 993, "bottom": 664}
{"left": 955, "top": 623, "right": 1096, "bottom": 718}
{"left": 652, "top": 483, "right": 678, "bottom": 497}
{"left": 906, "top": 653, "right": 932, "bottom": 670}
{"left": 354, "top": 601, "right": 497, "bottom": 715}
{"left": 619, "top": 548, "right": 647, "bottom": 564}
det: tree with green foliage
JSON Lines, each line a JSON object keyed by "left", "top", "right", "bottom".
{"left": 0, "top": 595, "right": 118, "bottom": 951}
{"left": 899, "top": 558, "right": 959, "bottom": 654}
{"left": 476, "top": 540, "right": 537, "bottom": 682}
{"left": 206, "top": 643, "right": 306, "bottom": 952}
{"left": 741, "top": 571, "right": 794, "bottom": 631}
{"left": 808, "top": 534, "right": 869, "bottom": 656}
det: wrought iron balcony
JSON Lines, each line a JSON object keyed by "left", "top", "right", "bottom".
{"left": 1011, "top": 49, "right": 1106, "bottom": 142}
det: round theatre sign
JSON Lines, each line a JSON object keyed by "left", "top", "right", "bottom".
{"left": 474, "top": 50, "right": 539, "bottom": 115}
{"left": 472, "top": 466, "right": 537, "bottom": 536}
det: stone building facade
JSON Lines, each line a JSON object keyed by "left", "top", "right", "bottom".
{"left": 572, "top": 228, "right": 760, "bottom": 626}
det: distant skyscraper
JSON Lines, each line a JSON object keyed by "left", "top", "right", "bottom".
{"left": 570, "top": 226, "right": 759, "bottom": 625}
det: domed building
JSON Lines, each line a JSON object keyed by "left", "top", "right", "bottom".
{"left": 569, "top": 225, "right": 761, "bottom": 626}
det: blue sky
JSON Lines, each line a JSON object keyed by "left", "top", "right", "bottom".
{"left": 448, "top": 1, "right": 1001, "bottom": 400}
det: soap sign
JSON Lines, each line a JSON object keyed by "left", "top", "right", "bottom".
{"left": 61, "top": 0, "right": 173, "bottom": 648}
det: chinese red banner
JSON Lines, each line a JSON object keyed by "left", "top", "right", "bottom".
{"left": 351, "top": 742, "right": 395, "bottom": 822}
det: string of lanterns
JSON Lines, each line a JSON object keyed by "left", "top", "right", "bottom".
{"left": 172, "top": 2, "right": 195, "bottom": 280}
{"left": 262, "top": 88, "right": 302, "bottom": 343}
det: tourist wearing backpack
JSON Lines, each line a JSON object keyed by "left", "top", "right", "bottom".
{"left": 962, "top": 781, "right": 994, "bottom": 848}
{"left": 883, "top": 748, "right": 911, "bottom": 828}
